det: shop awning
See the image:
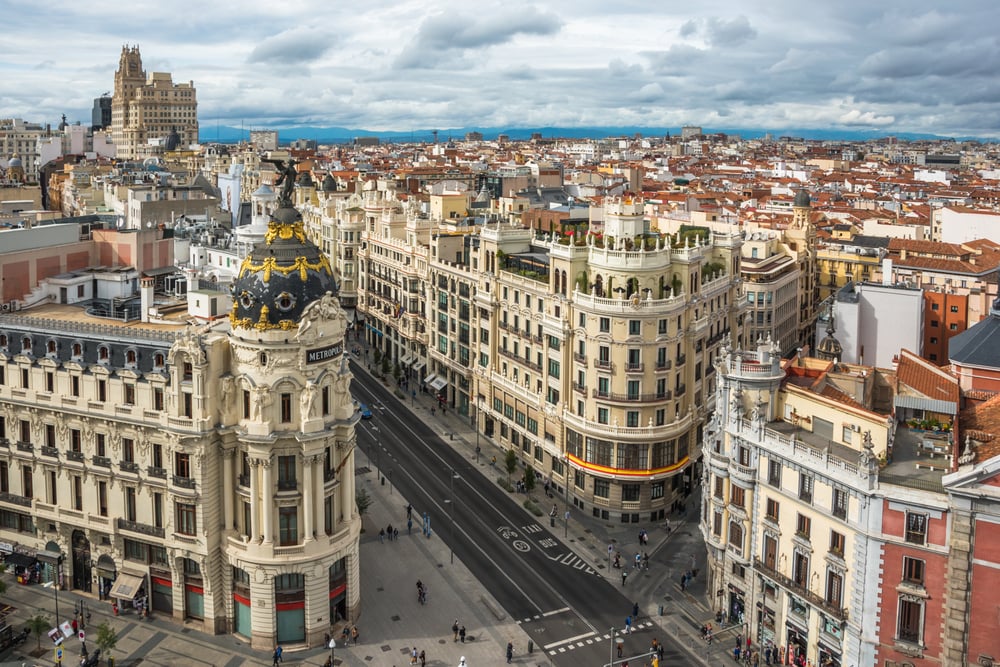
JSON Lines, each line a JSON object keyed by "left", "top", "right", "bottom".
{"left": 412, "top": 361, "right": 426, "bottom": 373}
{"left": 4, "top": 553, "right": 35, "bottom": 569}
{"left": 428, "top": 376, "right": 448, "bottom": 392}
{"left": 109, "top": 572, "right": 145, "bottom": 600}
{"left": 399, "top": 354, "right": 414, "bottom": 365}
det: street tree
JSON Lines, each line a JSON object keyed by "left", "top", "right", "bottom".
{"left": 26, "top": 613, "right": 48, "bottom": 651}
{"left": 95, "top": 621, "right": 118, "bottom": 663}
{"left": 504, "top": 449, "right": 518, "bottom": 486}
{"left": 524, "top": 465, "right": 536, "bottom": 495}
{"left": 356, "top": 488, "right": 373, "bottom": 531}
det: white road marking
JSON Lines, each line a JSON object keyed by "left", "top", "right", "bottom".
{"left": 541, "top": 607, "right": 570, "bottom": 617}
{"left": 543, "top": 631, "right": 596, "bottom": 650}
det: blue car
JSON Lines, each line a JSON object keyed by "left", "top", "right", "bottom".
{"left": 358, "top": 403, "right": 372, "bottom": 419}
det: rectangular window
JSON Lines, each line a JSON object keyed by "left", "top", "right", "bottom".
{"left": 98, "top": 481, "right": 107, "bottom": 516}
{"left": 280, "top": 393, "right": 292, "bottom": 422}
{"left": 176, "top": 503, "right": 197, "bottom": 535}
{"left": 793, "top": 552, "right": 809, "bottom": 587}
{"left": 96, "top": 433, "right": 106, "bottom": 457}
{"left": 548, "top": 359, "right": 560, "bottom": 379}
{"left": 897, "top": 598, "right": 922, "bottom": 644}
{"left": 123, "top": 438, "right": 135, "bottom": 463}
{"left": 182, "top": 392, "right": 192, "bottom": 417}
{"left": 97, "top": 379, "right": 106, "bottom": 402}
{"left": 593, "top": 479, "right": 609, "bottom": 498}
{"left": 72, "top": 475, "right": 82, "bottom": 510}
{"left": 763, "top": 534, "right": 777, "bottom": 570}
{"left": 713, "top": 511, "right": 722, "bottom": 536}
{"left": 243, "top": 390, "right": 251, "bottom": 418}
{"left": 599, "top": 317, "right": 610, "bottom": 332}
{"left": 714, "top": 476, "right": 724, "bottom": 499}
{"left": 796, "top": 513, "right": 811, "bottom": 539}
{"left": 766, "top": 498, "right": 780, "bottom": 522}
{"left": 905, "top": 512, "right": 927, "bottom": 545}
{"left": 830, "top": 530, "right": 845, "bottom": 556}
{"left": 278, "top": 507, "right": 298, "bottom": 545}
{"left": 153, "top": 492, "right": 163, "bottom": 528}
{"left": 658, "top": 319, "right": 667, "bottom": 334}
{"left": 124, "top": 383, "right": 135, "bottom": 405}
{"left": 825, "top": 571, "right": 843, "bottom": 608}
{"left": 21, "top": 466, "right": 32, "bottom": 498}
{"left": 768, "top": 460, "right": 782, "bottom": 487}
{"left": 322, "top": 386, "right": 330, "bottom": 416}
{"left": 45, "top": 372, "right": 54, "bottom": 393}
{"left": 903, "top": 556, "right": 925, "bottom": 585}
{"left": 833, "top": 488, "right": 848, "bottom": 520}
{"left": 124, "top": 486, "right": 136, "bottom": 522}
{"left": 278, "top": 455, "right": 297, "bottom": 489}
{"left": 70, "top": 375, "right": 80, "bottom": 397}
{"left": 730, "top": 486, "right": 745, "bottom": 508}
{"left": 48, "top": 470, "right": 57, "bottom": 504}
{"left": 175, "top": 452, "right": 190, "bottom": 478}
{"left": 597, "top": 407, "right": 609, "bottom": 424}
{"left": 799, "top": 474, "right": 813, "bottom": 503}
{"left": 153, "top": 387, "right": 164, "bottom": 411}
{"left": 628, "top": 320, "right": 641, "bottom": 335}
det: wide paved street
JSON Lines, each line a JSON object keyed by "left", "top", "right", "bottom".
{"left": 0, "top": 352, "right": 742, "bottom": 667}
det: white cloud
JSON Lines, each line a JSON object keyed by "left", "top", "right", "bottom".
{"left": 0, "top": 0, "right": 997, "bottom": 137}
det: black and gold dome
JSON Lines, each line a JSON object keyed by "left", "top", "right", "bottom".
{"left": 230, "top": 203, "right": 336, "bottom": 331}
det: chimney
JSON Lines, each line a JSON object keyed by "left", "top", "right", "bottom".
{"left": 140, "top": 277, "right": 154, "bottom": 323}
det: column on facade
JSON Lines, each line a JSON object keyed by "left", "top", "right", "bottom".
{"left": 303, "top": 454, "right": 314, "bottom": 542}
{"left": 261, "top": 458, "right": 273, "bottom": 543}
{"left": 344, "top": 443, "right": 354, "bottom": 522}
{"left": 313, "top": 454, "right": 324, "bottom": 537}
{"left": 249, "top": 457, "right": 260, "bottom": 542}
{"left": 222, "top": 449, "right": 234, "bottom": 533}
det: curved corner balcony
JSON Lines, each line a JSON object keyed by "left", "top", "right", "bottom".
{"left": 562, "top": 406, "right": 695, "bottom": 443}
{"left": 572, "top": 288, "right": 687, "bottom": 316}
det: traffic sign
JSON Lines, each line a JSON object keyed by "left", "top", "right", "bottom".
{"left": 55, "top": 646, "right": 63, "bottom": 663}
{"left": 78, "top": 630, "right": 85, "bottom": 643}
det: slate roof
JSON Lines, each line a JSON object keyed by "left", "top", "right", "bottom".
{"left": 950, "top": 310, "right": 1000, "bottom": 367}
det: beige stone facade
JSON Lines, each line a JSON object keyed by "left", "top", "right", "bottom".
{"left": 111, "top": 46, "right": 198, "bottom": 160}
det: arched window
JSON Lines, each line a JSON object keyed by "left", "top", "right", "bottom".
{"left": 125, "top": 350, "right": 137, "bottom": 365}
{"left": 21, "top": 337, "right": 31, "bottom": 352}
{"left": 47, "top": 340, "right": 57, "bottom": 354}
{"left": 72, "top": 343, "right": 82, "bottom": 357}
{"left": 98, "top": 346, "right": 110, "bottom": 361}
{"left": 153, "top": 353, "right": 165, "bottom": 368}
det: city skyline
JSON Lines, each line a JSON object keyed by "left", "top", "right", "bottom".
{"left": 2, "top": 1, "right": 999, "bottom": 138}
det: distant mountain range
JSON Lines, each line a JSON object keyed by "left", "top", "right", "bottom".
{"left": 199, "top": 124, "right": 981, "bottom": 145}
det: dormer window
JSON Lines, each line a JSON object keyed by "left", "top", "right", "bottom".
{"left": 21, "top": 337, "right": 31, "bottom": 353}
{"left": 46, "top": 340, "right": 57, "bottom": 356}
{"left": 153, "top": 353, "right": 165, "bottom": 369}
{"left": 98, "top": 346, "right": 110, "bottom": 362}
{"left": 72, "top": 343, "right": 83, "bottom": 358}
{"left": 125, "top": 349, "right": 137, "bottom": 366}
{"left": 0, "top": 334, "right": 6, "bottom": 348}
{"left": 182, "top": 362, "right": 193, "bottom": 381}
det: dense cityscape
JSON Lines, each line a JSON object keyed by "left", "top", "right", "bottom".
{"left": 2, "top": 43, "right": 1000, "bottom": 667}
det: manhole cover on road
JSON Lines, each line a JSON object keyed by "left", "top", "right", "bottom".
{"left": 381, "top": 644, "right": 392, "bottom": 652}
{"left": 391, "top": 615, "right": 401, "bottom": 621}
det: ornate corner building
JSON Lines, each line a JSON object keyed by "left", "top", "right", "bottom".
{"left": 0, "top": 194, "right": 360, "bottom": 649}
{"left": 475, "top": 196, "right": 745, "bottom": 519}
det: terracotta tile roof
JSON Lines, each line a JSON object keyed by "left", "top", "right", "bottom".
{"left": 896, "top": 349, "right": 960, "bottom": 405}
{"left": 887, "top": 238, "right": 967, "bottom": 256}
{"left": 818, "top": 383, "right": 865, "bottom": 410}
{"left": 959, "top": 392, "right": 1000, "bottom": 461}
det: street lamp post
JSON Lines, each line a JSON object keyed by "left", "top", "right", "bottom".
{"left": 449, "top": 469, "right": 460, "bottom": 564}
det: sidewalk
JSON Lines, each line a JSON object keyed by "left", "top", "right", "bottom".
{"left": 382, "top": 363, "right": 744, "bottom": 666}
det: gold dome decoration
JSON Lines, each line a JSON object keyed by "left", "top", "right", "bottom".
{"left": 264, "top": 220, "right": 307, "bottom": 245}
{"left": 238, "top": 255, "right": 333, "bottom": 284}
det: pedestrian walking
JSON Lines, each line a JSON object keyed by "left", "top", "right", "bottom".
{"left": 408, "top": 518, "right": 413, "bottom": 535}
{"left": 625, "top": 615, "right": 632, "bottom": 634}
{"left": 351, "top": 625, "right": 359, "bottom": 645}
{"left": 393, "top": 528, "right": 399, "bottom": 540}
{"left": 406, "top": 503, "right": 413, "bottom": 519}
{"left": 459, "top": 625, "right": 466, "bottom": 643}
{"left": 680, "top": 573, "right": 686, "bottom": 591}
{"left": 420, "top": 650, "right": 426, "bottom": 667}
{"left": 452, "top": 619, "right": 460, "bottom": 642}
{"left": 387, "top": 524, "right": 394, "bottom": 541}
{"left": 617, "top": 641, "right": 623, "bottom": 658}
{"left": 378, "top": 528, "right": 385, "bottom": 543}
{"left": 458, "top": 657, "right": 466, "bottom": 667}
{"left": 632, "top": 602, "right": 639, "bottom": 620}
{"left": 411, "top": 647, "right": 418, "bottom": 665}
{"left": 506, "top": 642, "right": 514, "bottom": 664}
{"left": 621, "top": 569, "right": 628, "bottom": 587}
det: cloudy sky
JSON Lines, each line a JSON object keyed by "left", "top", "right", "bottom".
{"left": 2, "top": 0, "right": 998, "bottom": 137}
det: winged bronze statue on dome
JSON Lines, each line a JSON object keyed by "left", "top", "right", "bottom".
{"left": 263, "top": 157, "right": 298, "bottom": 206}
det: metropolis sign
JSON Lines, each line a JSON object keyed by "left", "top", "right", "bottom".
{"left": 306, "top": 342, "right": 343, "bottom": 364}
